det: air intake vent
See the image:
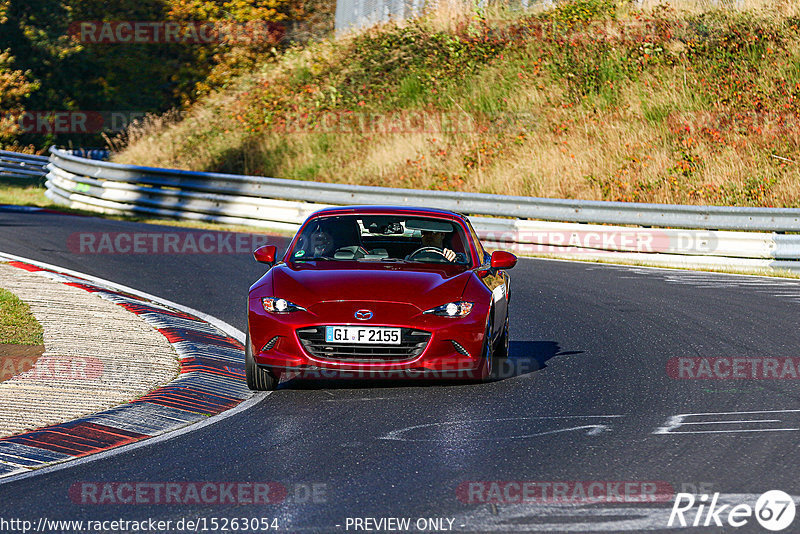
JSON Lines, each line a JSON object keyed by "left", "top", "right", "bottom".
{"left": 450, "top": 340, "right": 470, "bottom": 357}
{"left": 296, "top": 327, "right": 430, "bottom": 363}
{"left": 262, "top": 336, "right": 279, "bottom": 351}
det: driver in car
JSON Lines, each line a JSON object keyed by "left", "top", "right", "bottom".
{"left": 420, "top": 230, "right": 457, "bottom": 262}
{"left": 310, "top": 228, "right": 334, "bottom": 257}
{"left": 307, "top": 219, "right": 361, "bottom": 258}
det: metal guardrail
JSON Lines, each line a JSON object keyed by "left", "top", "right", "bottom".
{"left": 68, "top": 148, "right": 110, "bottom": 161}
{"left": 46, "top": 147, "right": 800, "bottom": 232}
{"left": 24, "top": 146, "right": 800, "bottom": 272}
{"left": 0, "top": 150, "right": 49, "bottom": 181}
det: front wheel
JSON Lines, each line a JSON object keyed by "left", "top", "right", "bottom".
{"left": 245, "top": 329, "right": 279, "bottom": 391}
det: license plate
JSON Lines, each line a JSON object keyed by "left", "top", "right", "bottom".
{"left": 325, "top": 326, "right": 401, "bottom": 345}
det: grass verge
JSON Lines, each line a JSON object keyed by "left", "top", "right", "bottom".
{"left": 0, "top": 286, "right": 44, "bottom": 345}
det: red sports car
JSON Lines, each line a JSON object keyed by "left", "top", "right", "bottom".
{"left": 246, "top": 206, "right": 517, "bottom": 390}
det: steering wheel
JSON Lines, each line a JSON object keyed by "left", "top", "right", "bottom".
{"left": 407, "top": 247, "right": 451, "bottom": 262}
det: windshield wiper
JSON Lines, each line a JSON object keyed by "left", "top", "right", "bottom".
{"left": 295, "top": 256, "right": 334, "bottom": 261}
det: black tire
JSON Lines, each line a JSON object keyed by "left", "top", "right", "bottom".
{"left": 480, "top": 316, "right": 495, "bottom": 383}
{"left": 245, "top": 329, "right": 279, "bottom": 391}
{"left": 495, "top": 313, "right": 509, "bottom": 360}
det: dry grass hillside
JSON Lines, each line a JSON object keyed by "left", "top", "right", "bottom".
{"left": 114, "top": 0, "right": 800, "bottom": 207}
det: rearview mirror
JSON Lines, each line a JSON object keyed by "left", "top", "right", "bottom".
{"left": 490, "top": 250, "right": 517, "bottom": 270}
{"left": 253, "top": 245, "right": 277, "bottom": 265}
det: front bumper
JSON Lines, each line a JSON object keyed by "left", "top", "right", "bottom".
{"left": 247, "top": 299, "right": 488, "bottom": 379}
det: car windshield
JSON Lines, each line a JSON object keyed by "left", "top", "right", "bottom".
{"left": 288, "top": 215, "right": 472, "bottom": 265}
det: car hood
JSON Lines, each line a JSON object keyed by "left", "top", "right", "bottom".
{"left": 267, "top": 261, "right": 473, "bottom": 311}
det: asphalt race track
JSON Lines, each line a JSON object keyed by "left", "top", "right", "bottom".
{"left": 1, "top": 209, "right": 799, "bottom": 533}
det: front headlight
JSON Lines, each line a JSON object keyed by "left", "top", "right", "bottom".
{"left": 262, "top": 297, "right": 306, "bottom": 313}
{"left": 423, "top": 301, "right": 473, "bottom": 317}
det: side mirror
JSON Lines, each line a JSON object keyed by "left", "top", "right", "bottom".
{"left": 490, "top": 250, "right": 517, "bottom": 270}
{"left": 253, "top": 245, "right": 277, "bottom": 265}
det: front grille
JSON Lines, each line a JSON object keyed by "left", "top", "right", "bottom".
{"left": 296, "top": 327, "right": 431, "bottom": 362}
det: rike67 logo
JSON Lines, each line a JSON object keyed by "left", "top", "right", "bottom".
{"left": 669, "top": 490, "right": 796, "bottom": 531}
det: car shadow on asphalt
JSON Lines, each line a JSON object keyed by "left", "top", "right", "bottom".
{"left": 498, "top": 340, "right": 584, "bottom": 380}
{"left": 276, "top": 340, "right": 583, "bottom": 390}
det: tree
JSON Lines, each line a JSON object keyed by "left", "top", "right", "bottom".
{"left": 0, "top": 49, "right": 38, "bottom": 146}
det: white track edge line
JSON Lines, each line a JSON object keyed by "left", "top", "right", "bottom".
{"left": 0, "top": 392, "right": 268, "bottom": 485}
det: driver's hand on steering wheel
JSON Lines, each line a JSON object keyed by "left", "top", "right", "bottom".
{"left": 442, "top": 248, "right": 456, "bottom": 262}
